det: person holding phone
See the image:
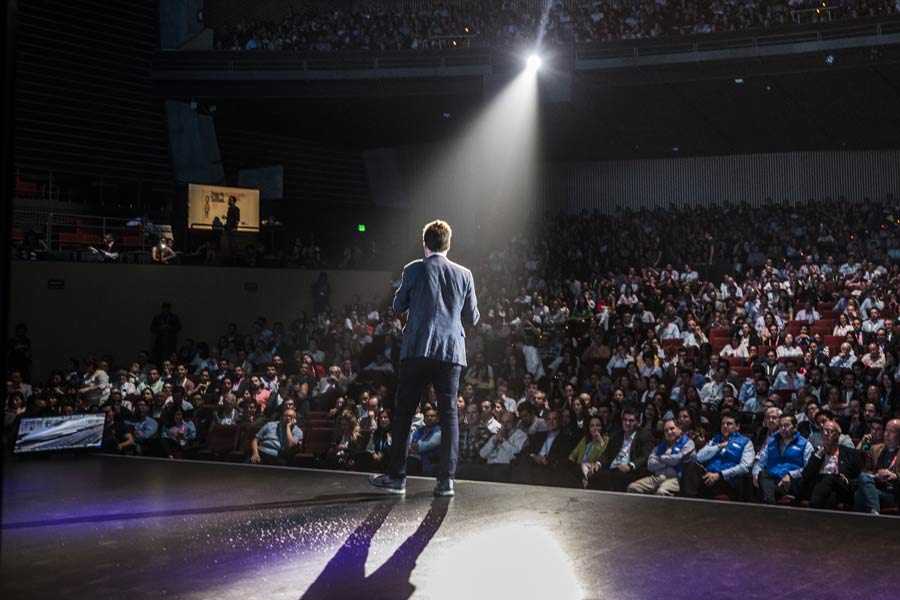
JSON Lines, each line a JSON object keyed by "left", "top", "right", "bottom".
{"left": 249, "top": 408, "right": 303, "bottom": 466}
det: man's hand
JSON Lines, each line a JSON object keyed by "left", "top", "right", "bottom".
{"left": 780, "top": 474, "right": 792, "bottom": 489}
{"left": 531, "top": 453, "right": 546, "bottom": 464}
{"left": 617, "top": 463, "right": 631, "bottom": 473}
{"left": 250, "top": 453, "right": 261, "bottom": 464}
{"left": 876, "top": 469, "right": 898, "bottom": 482}
{"left": 409, "top": 442, "right": 419, "bottom": 453}
{"left": 752, "top": 474, "right": 759, "bottom": 488}
{"left": 703, "top": 471, "right": 721, "bottom": 486}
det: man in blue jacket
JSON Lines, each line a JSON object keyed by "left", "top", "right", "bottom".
{"left": 680, "top": 410, "right": 754, "bottom": 500}
{"left": 752, "top": 413, "right": 813, "bottom": 503}
{"left": 627, "top": 419, "right": 695, "bottom": 496}
{"left": 370, "top": 220, "right": 479, "bottom": 497}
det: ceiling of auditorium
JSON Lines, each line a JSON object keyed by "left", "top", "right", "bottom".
{"left": 208, "top": 48, "right": 900, "bottom": 161}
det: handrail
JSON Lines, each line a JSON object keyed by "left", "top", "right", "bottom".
{"left": 12, "top": 208, "right": 147, "bottom": 252}
{"left": 153, "top": 16, "right": 900, "bottom": 74}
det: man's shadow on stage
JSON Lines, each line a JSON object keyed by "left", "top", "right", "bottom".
{"left": 300, "top": 495, "right": 450, "bottom": 600}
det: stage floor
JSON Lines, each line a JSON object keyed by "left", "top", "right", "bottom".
{"left": 2, "top": 456, "right": 898, "bottom": 599}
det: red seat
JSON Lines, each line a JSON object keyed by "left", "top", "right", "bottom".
{"left": 609, "top": 368, "right": 628, "bottom": 381}
{"left": 661, "top": 338, "right": 684, "bottom": 349}
{"left": 710, "top": 337, "right": 730, "bottom": 353}
{"left": 302, "top": 427, "right": 334, "bottom": 455}
{"left": 785, "top": 320, "right": 806, "bottom": 334}
{"left": 824, "top": 335, "right": 844, "bottom": 352}
{"left": 709, "top": 327, "right": 731, "bottom": 338}
{"left": 197, "top": 424, "right": 240, "bottom": 458}
{"left": 733, "top": 366, "right": 753, "bottom": 380}
{"left": 774, "top": 389, "right": 794, "bottom": 403}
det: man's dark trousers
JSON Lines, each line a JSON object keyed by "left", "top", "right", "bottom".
{"left": 388, "top": 358, "right": 461, "bottom": 482}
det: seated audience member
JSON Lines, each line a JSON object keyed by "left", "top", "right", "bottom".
{"left": 854, "top": 418, "right": 900, "bottom": 514}
{"left": 160, "top": 407, "right": 197, "bottom": 458}
{"left": 214, "top": 393, "right": 239, "bottom": 425}
{"left": 516, "top": 401, "right": 547, "bottom": 435}
{"left": 800, "top": 419, "right": 862, "bottom": 509}
{"left": 237, "top": 400, "right": 266, "bottom": 427}
{"left": 680, "top": 410, "right": 753, "bottom": 500}
{"left": 100, "top": 402, "right": 135, "bottom": 454}
{"left": 358, "top": 409, "right": 392, "bottom": 472}
{"left": 363, "top": 352, "right": 395, "bottom": 373}
{"left": 126, "top": 398, "right": 159, "bottom": 455}
{"left": 568, "top": 415, "right": 609, "bottom": 486}
{"left": 478, "top": 411, "right": 529, "bottom": 481}
{"left": 406, "top": 406, "right": 441, "bottom": 476}
{"left": 753, "top": 406, "right": 782, "bottom": 451}
{"left": 585, "top": 408, "right": 654, "bottom": 492}
{"left": 752, "top": 414, "right": 813, "bottom": 504}
{"left": 249, "top": 408, "right": 303, "bottom": 466}
{"left": 627, "top": 419, "right": 696, "bottom": 496}
{"left": 719, "top": 334, "right": 748, "bottom": 359}
{"left": 513, "top": 410, "right": 576, "bottom": 486}
{"left": 677, "top": 406, "right": 707, "bottom": 450}
{"left": 856, "top": 418, "right": 884, "bottom": 452}
{"left": 772, "top": 358, "right": 805, "bottom": 392}
{"left": 807, "top": 409, "right": 855, "bottom": 449}
{"left": 324, "top": 410, "right": 366, "bottom": 470}
{"left": 458, "top": 402, "right": 492, "bottom": 467}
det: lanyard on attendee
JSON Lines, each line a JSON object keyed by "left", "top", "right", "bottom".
{"left": 888, "top": 450, "right": 898, "bottom": 471}
{"left": 820, "top": 446, "right": 839, "bottom": 475}
{"left": 582, "top": 442, "right": 595, "bottom": 463}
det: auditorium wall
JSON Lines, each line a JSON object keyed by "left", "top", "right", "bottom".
{"left": 9, "top": 262, "right": 392, "bottom": 380}
{"left": 544, "top": 149, "right": 900, "bottom": 214}
{"left": 367, "top": 146, "right": 900, "bottom": 222}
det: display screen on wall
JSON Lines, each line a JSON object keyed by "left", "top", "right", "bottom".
{"left": 15, "top": 414, "right": 105, "bottom": 454}
{"left": 188, "top": 183, "right": 260, "bottom": 230}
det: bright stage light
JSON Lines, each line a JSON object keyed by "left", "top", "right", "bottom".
{"left": 526, "top": 54, "right": 542, "bottom": 72}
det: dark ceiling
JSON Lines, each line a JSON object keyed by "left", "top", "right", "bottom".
{"left": 204, "top": 46, "right": 900, "bottom": 161}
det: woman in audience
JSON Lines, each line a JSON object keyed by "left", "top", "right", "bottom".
{"left": 324, "top": 409, "right": 365, "bottom": 470}
{"left": 567, "top": 415, "right": 608, "bottom": 487}
{"left": 358, "top": 409, "right": 392, "bottom": 472}
{"left": 640, "top": 402, "right": 661, "bottom": 436}
{"left": 571, "top": 395, "right": 588, "bottom": 433}
{"left": 677, "top": 405, "right": 708, "bottom": 450}
{"left": 160, "top": 407, "right": 197, "bottom": 458}
{"left": 833, "top": 313, "right": 852, "bottom": 336}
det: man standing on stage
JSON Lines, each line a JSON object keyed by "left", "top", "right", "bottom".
{"left": 369, "top": 220, "right": 479, "bottom": 497}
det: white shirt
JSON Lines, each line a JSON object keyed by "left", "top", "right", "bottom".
{"left": 522, "top": 345, "right": 545, "bottom": 380}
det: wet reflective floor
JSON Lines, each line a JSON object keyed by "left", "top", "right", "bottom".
{"left": 2, "top": 455, "right": 898, "bottom": 599}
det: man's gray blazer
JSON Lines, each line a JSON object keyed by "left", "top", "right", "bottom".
{"left": 393, "top": 253, "right": 479, "bottom": 367}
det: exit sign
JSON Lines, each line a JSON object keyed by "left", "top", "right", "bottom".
{"left": 358, "top": 224, "right": 366, "bottom": 232}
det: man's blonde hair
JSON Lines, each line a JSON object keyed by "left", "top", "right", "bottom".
{"left": 423, "top": 220, "right": 452, "bottom": 252}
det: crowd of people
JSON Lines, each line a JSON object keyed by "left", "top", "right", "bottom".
{"left": 214, "top": 1, "right": 900, "bottom": 52}
{"left": 6, "top": 196, "right": 900, "bottom": 514}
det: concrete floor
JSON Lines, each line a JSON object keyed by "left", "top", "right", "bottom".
{"left": 2, "top": 455, "right": 898, "bottom": 599}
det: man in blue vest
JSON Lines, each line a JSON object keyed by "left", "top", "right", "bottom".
{"left": 752, "top": 413, "right": 813, "bottom": 503}
{"left": 627, "top": 419, "right": 695, "bottom": 496}
{"left": 680, "top": 410, "right": 754, "bottom": 500}
{"left": 406, "top": 406, "right": 442, "bottom": 476}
